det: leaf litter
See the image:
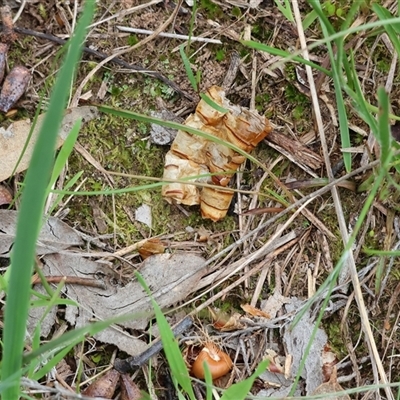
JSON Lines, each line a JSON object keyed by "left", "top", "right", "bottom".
{"left": 31, "top": 251, "right": 207, "bottom": 356}
{"left": 2, "top": 0, "right": 394, "bottom": 398}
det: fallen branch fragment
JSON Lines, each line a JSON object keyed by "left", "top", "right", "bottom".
{"left": 113, "top": 316, "right": 193, "bottom": 373}
{"left": 31, "top": 275, "right": 107, "bottom": 289}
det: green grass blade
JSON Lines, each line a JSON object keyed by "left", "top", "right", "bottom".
{"left": 240, "top": 40, "right": 331, "bottom": 76}
{"left": 7, "top": 101, "right": 43, "bottom": 181}
{"left": 273, "top": 0, "right": 294, "bottom": 22}
{"left": 47, "top": 119, "right": 81, "bottom": 191}
{"left": 32, "top": 342, "right": 76, "bottom": 381}
{"left": 345, "top": 53, "right": 378, "bottom": 132}
{"left": 199, "top": 93, "right": 228, "bottom": 113}
{"left": 0, "top": 2, "right": 96, "bottom": 397}
{"left": 309, "top": 0, "right": 351, "bottom": 171}
{"left": 376, "top": 87, "right": 391, "bottom": 164}
{"left": 220, "top": 360, "right": 269, "bottom": 400}
{"left": 180, "top": 44, "right": 198, "bottom": 92}
{"left": 48, "top": 170, "right": 84, "bottom": 214}
{"left": 302, "top": 9, "right": 317, "bottom": 30}
{"left": 186, "top": 0, "right": 197, "bottom": 53}
{"left": 373, "top": 4, "right": 400, "bottom": 55}
{"left": 136, "top": 272, "right": 196, "bottom": 399}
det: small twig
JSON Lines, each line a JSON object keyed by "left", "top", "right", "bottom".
{"left": 113, "top": 316, "right": 193, "bottom": 373}
{"left": 31, "top": 275, "right": 107, "bottom": 289}
{"left": 116, "top": 26, "right": 222, "bottom": 44}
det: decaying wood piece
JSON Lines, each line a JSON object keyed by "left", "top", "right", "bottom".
{"left": 162, "top": 85, "right": 272, "bottom": 221}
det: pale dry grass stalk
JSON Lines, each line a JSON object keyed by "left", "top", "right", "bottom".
{"left": 179, "top": 198, "right": 313, "bottom": 313}
{"left": 88, "top": 0, "right": 163, "bottom": 30}
{"left": 292, "top": 1, "right": 394, "bottom": 398}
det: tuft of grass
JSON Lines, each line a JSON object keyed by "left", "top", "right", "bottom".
{"left": 1, "top": 2, "right": 96, "bottom": 398}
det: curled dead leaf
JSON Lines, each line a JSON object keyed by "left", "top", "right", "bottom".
{"left": 137, "top": 238, "right": 165, "bottom": 259}
{"left": 312, "top": 367, "right": 350, "bottom": 399}
{"left": 81, "top": 369, "right": 120, "bottom": 399}
{"left": 0, "top": 65, "right": 30, "bottom": 113}
{"left": 241, "top": 303, "right": 271, "bottom": 319}
{"left": 162, "top": 85, "right": 271, "bottom": 221}
{"left": 209, "top": 307, "right": 243, "bottom": 331}
{"left": 322, "top": 344, "right": 338, "bottom": 383}
{"left": 120, "top": 374, "right": 142, "bottom": 400}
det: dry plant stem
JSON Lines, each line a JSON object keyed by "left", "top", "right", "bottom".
{"left": 116, "top": 26, "right": 222, "bottom": 44}
{"left": 107, "top": 170, "right": 263, "bottom": 196}
{"left": 249, "top": 258, "right": 272, "bottom": 307}
{"left": 74, "top": 142, "right": 115, "bottom": 186}
{"left": 181, "top": 199, "right": 310, "bottom": 311}
{"left": 21, "top": 378, "right": 97, "bottom": 400}
{"left": 70, "top": 0, "right": 184, "bottom": 106}
{"left": 31, "top": 275, "right": 106, "bottom": 289}
{"left": 197, "top": 230, "right": 298, "bottom": 291}
{"left": 265, "top": 131, "right": 323, "bottom": 171}
{"left": 201, "top": 157, "right": 381, "bottom": 275}
{"left": 382, "top": 281, "right": 400, "bottom": 349}
{"left": 113, "top": 316, "right": 193, "bottom": 373}
{"left": 88, "top": 0, "right": 163, "bottom": 30}
{"left": 193, "top": 236, "right": 300, "bottom": 315}
{"left": 292, "top": 2, "right": 393, "bottom": 397}
{"left": 284, "top": 239, "right": 305, "bottom": 297}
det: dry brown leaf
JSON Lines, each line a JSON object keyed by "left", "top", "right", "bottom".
{"left": 137, "top": 238, "right": 165, "bottom": 259}
{"left": 31, "top": 252, "right": 206, "bottom": 356}
{"left": 0, "top": 184, "right": 12, "bottom": 205}
{"left": 241, "top": 303, "right": 271, "bottom": 319}
{"left": 322, "top": 344, "right": 339, "bottom": 383}
{"left": 312, "top": 367, "right": 350, "bottom": 399}
{"left": 209, "top": 308, "right": 243, "bottom": 331}
{"left": 120, "top": 374, "right": 142, "bottom": 400}
{"left": 0, "top": 106, "right": 98, "bottom": 182}
{"left": 162, "top": 85, "right": 271, "bottom": 221}
{"left": 264, "top": 349, "right": 284, "bottom": 374}
{"left": 81, "top": 369, "right": 120, "bottom": 399}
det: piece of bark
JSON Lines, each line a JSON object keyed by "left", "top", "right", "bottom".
{"left": 162, "top": 85, "right": 271, "bottom": 221}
